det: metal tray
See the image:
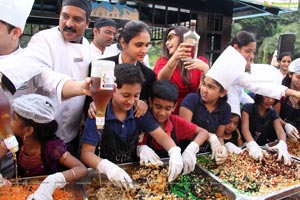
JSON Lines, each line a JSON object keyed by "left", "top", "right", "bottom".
{"left": 197, "top": 153, "right": 300, "bottom": 200}
{"left": 80, "top": 158, "right": 236, "bottom": 200}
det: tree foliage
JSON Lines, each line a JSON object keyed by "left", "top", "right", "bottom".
{"left": 233, "top": 8, "right": 300, "bottom": 63}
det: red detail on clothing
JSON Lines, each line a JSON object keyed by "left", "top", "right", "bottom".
{"left": 154, "top": 56, "right": 207, "bottom": 114}
{"left": 141, "top": 114, "right": 198, "bottom": 150}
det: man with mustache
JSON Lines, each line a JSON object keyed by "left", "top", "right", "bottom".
{"left": 0, "top": 0, "right": 93, "bottom": 157}
{"left": 90, "top": 17, "right": 116, "bottom": 60}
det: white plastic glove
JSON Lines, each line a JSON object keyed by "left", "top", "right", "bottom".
{"left": 168, "top": 146, "right": 183, "bottom": 182}
{"left": 0, "top": 173, "right": 11, "bottom": 186}
{"left": 285, "top": 123, "right": 300, "bottom": 142}
{"left": 182, "top": 141, "right": 199, "bottom": 175}
{"left": 208, "top": 134, "right": 222, "bottom": 159}
{"left": 215, "top": 146, "right": 228, "bottom": 165}
{"left": 27, "top": 172, "right": 66, "bottom": 200}
{"left": 225, "top": 142, "right": 243, "bottom": 154}
{"left": 269, "top": 140, "right": 291, "bottom": 165}
{"left": 97, "top": 159, "right": 133, "bottom": 190}
{"left": 246, "top": 141, "right": 263, "bottom": 161}
{"left": 137, "top": 145, "right": 163, "bottom": 166}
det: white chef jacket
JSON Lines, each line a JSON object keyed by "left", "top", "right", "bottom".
{"left": 24, "top": 27, "right": 91, "bottom": 143}
{"left": 227, "top": 72, "right": 287, "bottom": 116}
{"left": 1, "top": 27, "right": 91, "bottom": 143}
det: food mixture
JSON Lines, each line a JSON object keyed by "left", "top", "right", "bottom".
{"left": 85, "top": 165, "right": 229, "bottom": 199}
{"left": 287, "top": 140, "right": 300, "bottom": 157}
{"left": 170, "top": 168, "right": 228, "bottom": 199}
{"left": 0, "top": 183, "right": 75, "bottom": 200}
{"left": 197, "top": 151, "right": 300, "bottom": 196}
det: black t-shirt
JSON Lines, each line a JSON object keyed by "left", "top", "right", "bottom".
{"left": 242, "top": 103, "right": 279, "bottom": 145}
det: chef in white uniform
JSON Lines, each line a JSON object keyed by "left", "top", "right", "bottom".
{"left": 0, "top": 0, "right": 93, "bottom": 157}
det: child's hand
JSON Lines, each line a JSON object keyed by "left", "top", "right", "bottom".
{"left": 137, "top": 145, "right": 163, "bottom": 166}
{"left": 134, "top": 100, "right": 148, "bottom": 118}
{"left": 168, "top": 146, "right": 183, "bottom": 182}
{"left": 208, "top": 134, "right": 221, "bottom": 159}
{"left": 269, "top": 140, "right": 291, "bottom": 166}
{"left": 224, "top": 142, "right": 242, "bottom": 154}
{"left": 215, "top": 146, "right": 228, "bottom": 165}
{"left": 246, "top": 141, "right": 263, "bottom": 161}
{"left": 27, "top": 172, "right": 66, "bottom": 200}
{"left": 182, "top": 141, "right": 199, "bottom": 175}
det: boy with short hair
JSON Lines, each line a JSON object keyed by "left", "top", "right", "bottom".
{"left": 137, "top": 80, "right": 212, "bottom": 174}
{"left": 80, "top": 64, "right": 183, "bottom": 190}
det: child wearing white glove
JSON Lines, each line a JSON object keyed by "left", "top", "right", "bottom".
{"left": 242, "top": 94, "right": 291, "bottom": 165}
{"left": 274, "top": 58, "right": 300, "bottom": 143}
{"left": 137, "top": 80, "right": 209, "bottom": 177}
{"left": 0, "top": 94, "right": 87, "bottom": 200}
{"left": 81, "top": 65, "right": 185, "bottom": 186}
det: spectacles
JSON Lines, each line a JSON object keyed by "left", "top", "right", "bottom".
{"left": 102, "top": 30, "right": 116, "bottom": 36}
{"left": 167, "top": 33, "right": 177, "bottom": 41}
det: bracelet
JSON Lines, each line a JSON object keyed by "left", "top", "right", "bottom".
{"left": 70, "top": 169, "right": 76, "bottom": 180}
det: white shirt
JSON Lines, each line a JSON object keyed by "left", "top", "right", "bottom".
{"left": 0, "top": 27, "right": 91, "bottom": 143}
{"left": 90, "top": 42, "right": 104, "bottom": 61}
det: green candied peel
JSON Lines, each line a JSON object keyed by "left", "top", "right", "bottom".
{"left": 169, "top": 170, "right": 228, "bottom": 200}
{"left": 196, "top": 154, "right": 218, "bottom": 170}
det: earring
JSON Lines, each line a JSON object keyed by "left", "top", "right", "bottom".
{"left": 23, "top": 135, "right": 26, "bottom": 141}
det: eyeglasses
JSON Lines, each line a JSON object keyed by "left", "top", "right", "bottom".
{"left": 102, "top": 29, "right": 116, "bottom": 36}
{"left": 166, "top": 33, "right": 177, "bottom": 41}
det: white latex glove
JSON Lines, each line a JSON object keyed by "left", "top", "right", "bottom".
{"left": 168, "top": 146, "right": 183, "bottom": 182}
{"left": 182, "top": 141, "right": 199, "bottom": 175}
{"left": 225, "top": 142, "right": 243, "bottom": 154}
{"left": 285, "top": 123, "right": 300, "bottom": 142}
{"left": 27, "top": 172, "right": 66, "bottom": 200}
{"left": 137, "top": 145, "right": 163, "bottom": 166}
{"left": 246, "top": 141, "right": 263, "bottom": 161}
{"left": 208, "top": 134, "right": 222, "bottom": 159}
{"left": 0, "top": 173, "right": 11, "bottom": 186}
{"left": 97, "top": 159, "right": 133, "bottom": 190}
{"left": 215, "top": 146, "right": 228, "bottom": 165}
{"left": 269, "top": 140, "right": 291, "bottom": 165}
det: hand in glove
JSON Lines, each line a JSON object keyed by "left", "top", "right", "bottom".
{"left": 269, "top": 140, "right": 291, "bottom": 165}
{"left": 97, "top": 159, "right": 133, "bottom": 190}
{"left": 285, "top": 123, "right": 300, "bottom": 142}
{"left": 225, "top": 142, "right": 242, "bottom": 154}
{"left": 246, "top": 141, "right": 263, "bottom": 161}
{"left": 27, "top": 172, "right": 66, "bottom": 200}
{"left": 208, "top": 134, "right": 222, "bottom": 159}
{"left": 215, "top": 146, "right": 228, "bottom": 165}
{"left": 137, "top": 145, "right": 163, "bottom": 166}
{"left": 182, "top": 142, "right": 199, "bottom": 175}
{"left": 0, "top": 173, "right": 11, "bottom": 186}
{"left": 168, "top": 146, "right": 183, "bottom": 182}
